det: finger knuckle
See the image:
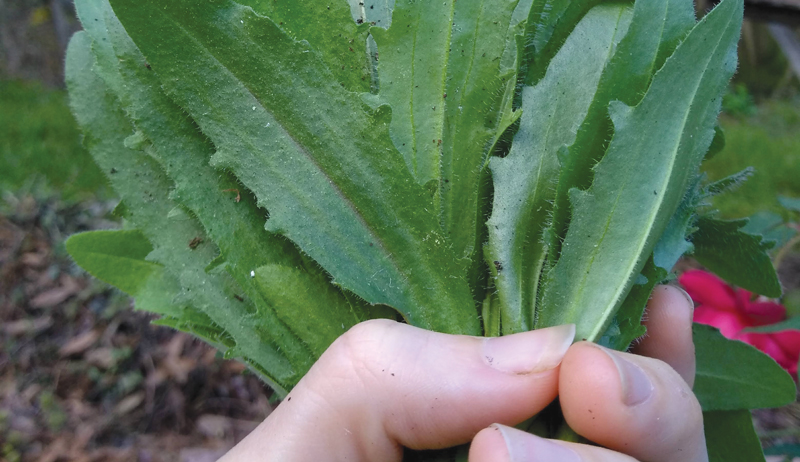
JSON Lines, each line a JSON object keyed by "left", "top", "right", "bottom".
{"left": 326, "top": 319, "right": 400, "bottom": 384}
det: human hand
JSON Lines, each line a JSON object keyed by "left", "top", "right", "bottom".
{"left": 220, "top": 285, "right": 704, "bottom": 461}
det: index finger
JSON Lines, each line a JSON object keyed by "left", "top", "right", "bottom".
{"left": 632, "top": 285, "right": 696, "bottom": 387}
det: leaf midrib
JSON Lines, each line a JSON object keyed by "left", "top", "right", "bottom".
{"left": 162, "top": 11, "right": 410, "bottom": 300}
{"left": 582, "top": 11, "right": 733, "bottom": 341}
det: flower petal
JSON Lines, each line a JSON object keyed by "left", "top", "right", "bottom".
{"left": 679, "top": 270, "right": 738, "bottom": 312}
{"left": 742, "top": 301, "right": 786, "bottom": 326}
{"left": 694, "top": 306, "right": 748, "bottom": 339}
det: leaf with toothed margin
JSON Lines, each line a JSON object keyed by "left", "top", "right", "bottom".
{"left": 519, "top": 0, "right": 606, "bottom": 87}
{"left": 108, "top": 0, "right": 479, "bottom": 335}
{"left": 652, "top": 175, "right": 703, "bottom": 271}
{"left": 537, "top": 0, "right": 743, "bottom": 343}
{"left": 546, "top": 0, "right": 696, "bottom": 264}
{"left": 604, "top": 166, "right": 756, "bottom": 350}
{"left": 485, "top": 4, "right": 632, "bottom": 335}
{"left": 691, "top": 217, "right": 782, "bottom": 297}
{"left": 703, "top": 167, "right": 754, "bottom": 197}
{"left": 368, "top": 0, "right": 532, "bottom": 303}
{"left": 237, "top": 0, "right": 372, "bottom": 92}
{"left": 66, "top": 31, "right": 304, "bottom": 394}
{"left": 438, "top": 0, "right": 530, "bottom": 290}
{"left": 80, "top": 0, "right": 388, "bottom": 370}
{"left": 66, "top": 229, "right": 159, "bottom": 297}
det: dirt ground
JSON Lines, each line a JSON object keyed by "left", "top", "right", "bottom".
{"left": 1, "top": 192, "right": 799, "bottom": 461}
{"left": 0, "top": 193, "right": 272, "bottom": 461}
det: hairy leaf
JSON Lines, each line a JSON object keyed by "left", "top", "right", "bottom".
{"left": 66, "top": 229, "right": 158, "bottom": 296}
{"left": 547, "top": 0, "right": 696, "bottom": 262}
{"left": 67, "top": 230, "right": 227, "bottom": 341}
{"left": 600, "top": 258, "right": 668, "bottom": 349}
{"left": 519, "top": 0, "right": 604, "bottom": 86}
{"left": 692, "top": 217, "right": 782, "bottom": 297}
{"left": 238, "top": 0, "right": 372, "bottom": 92}
{"left": 486, "top": 4, "right": 632, "bottom": 334}
{"left": 369, "top": 0, "right": 519, "bottom": 185}
{"left": 66, "top": 32, "right": 305, "bottom": 394}
{"left": 369, "top": 0, "right": 531, "bottom": 298}
{"left": 703, "top": 167, "right": 753, "bottom": 196}
{"left": 109, "top": 0, "right": 480, "bottom": 335}
{"left": 537, "top": 0, "right": 742, "bottom": 341}
{"left": 439, "top": 0, "right": 525, "bottom": 270}
{"left": 83, "top": 0, "right": 382, "bottom": 361}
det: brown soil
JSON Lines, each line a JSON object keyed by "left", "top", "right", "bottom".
{"left": 0, "top": 193, "right": 272, "bottom": 462}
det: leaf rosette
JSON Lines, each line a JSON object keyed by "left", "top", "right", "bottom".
{"left": 64, "top": 0, "right": 793, "bottom": 458}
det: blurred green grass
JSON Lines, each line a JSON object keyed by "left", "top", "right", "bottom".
{"left": 0, "top": 79, "right": 109, "bottom": 199}
{"left": 702, "top": 98, "right": 800, "bottom": 219}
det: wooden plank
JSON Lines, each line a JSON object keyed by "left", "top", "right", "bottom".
{"left": 747, "top": 0, "right": 800, "bottom": 9}
{"left": 744, "top": 0, "right": 800, "bottom": 25}
{"left": 769, "top": 22, "right": 800, "bottom": 80}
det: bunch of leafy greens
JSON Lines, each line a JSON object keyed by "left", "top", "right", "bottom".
{"left": 64, "top": 0, "right": 796, "bottom": 459}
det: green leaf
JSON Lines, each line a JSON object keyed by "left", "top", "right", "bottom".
{"left": 369, "top": 0, "right": 519, "bottom": 185}
{"left": 109, "top": 0, "right": 479, "bottom": 335}
{"left": 691, "top": 217, "right": 782, "bottom": 297}
{"left": 601, "top": 257, "right": 667, "bottom": 349}
{"left": 548, "top": 0, "right": 696, "bottom": 264}
{"left": 606, "top": 178, "right": 704, "bottom": 350}
{"left": 65, "top": 228, "right": 228, "bottom": 341}
{"left": 537, "top": 0, "right": 743, "bottom": 341}
{"left": 65, "top": 230, "right": 157, "bottom": 296}
{"left": 704, "top": 410, "right": 766, "bottom": 462}
{"left": 693, "top": 324, "right": 796, "bottom": 411}
{"left": 519, "top": 0, "right": 605, "bottom": 86}
{"left": 779, "top": 195, "right": 800, "bottom": 213}
{"left": 744, "top": 316, "right": 800, "bottom": 334}
{"left": 82, "top": 0, "right": 381, "bottom": 366}
{"left": 368, "top": 0, "right": 453, "bottom": 183}
{"left": 704, "top": 124, "right": 726, "bottom": 160}
{"left": 486, "top": 5, "right": 632, "bottom": 334}
{"left": 238, "top": 0, "right": 372, "bottom": 92}
{"left": 66, "top": 31, "right": 304, "bottom": 394}
{"left": 742, "top": 211, "right": 798, "bottom": 249}
{"left": 253, "top": 265, "right": 367, "bottom": 357}
{"left": 703, "top": 167, "right": 753, "bottom": 197}
{"left": 652, "top": 176, "right": 703, "bottom": 271}
{"left": 481, "top": 292, "right": 501, "bottom": 338}
{"left": 369, "top": 0, "right": 531, "bottom": 296}
{"left": 439, "top": 0, "right": 527, "bottom": 270}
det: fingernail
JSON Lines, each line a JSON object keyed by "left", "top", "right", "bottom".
{"left": 482, "top": 325, "right": 575, "bottom": 375}
{"left": 493, "top": 424, "right": 582, "bottom": 462}
{"left": 597, "top": 346, "right": 654, "bottom": 406}
{"left": 674, "top": 285, "right": 696, "bottom": 312}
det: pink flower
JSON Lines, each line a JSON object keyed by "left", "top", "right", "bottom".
{"left": 679, "top": 269, "right": 800, "bottom": 376}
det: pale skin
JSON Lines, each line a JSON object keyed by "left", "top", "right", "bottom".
{"left": 221, "top": 285, "right": 705, "bottom": 462}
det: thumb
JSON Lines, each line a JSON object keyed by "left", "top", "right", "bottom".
{"left": 223, "top": 319, "right": 575, "bottom": 461}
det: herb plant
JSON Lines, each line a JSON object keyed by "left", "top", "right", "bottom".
{"left": 64, "top": 0, "right": 796, "bottom": 459}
